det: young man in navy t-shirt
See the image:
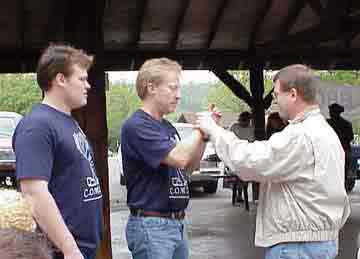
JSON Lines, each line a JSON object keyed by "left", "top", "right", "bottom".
{"left": 121, "top": 58, "right": 218, "bottom": 259}
{"left": 13, "top": 44, "right": 103, "bottom": 259}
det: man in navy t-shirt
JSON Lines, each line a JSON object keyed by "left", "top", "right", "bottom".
{"left": 121, "top": 58, "right": 219, "bottom": 259}
{"left": 13, "top": 44, "right": 102, "bottom": 259}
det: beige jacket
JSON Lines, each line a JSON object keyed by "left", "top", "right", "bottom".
{"left": 213, "top": 108, "right": 350, "bottom": 247}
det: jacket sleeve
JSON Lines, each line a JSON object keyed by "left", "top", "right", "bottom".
{"left": 213, "top": 125, "right": 314, "bottom": 183}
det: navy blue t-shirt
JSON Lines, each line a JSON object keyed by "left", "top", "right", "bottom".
{"left": 121, "top": 109, "right": 190, "bottom": 212}
{"left": 13, "top": 104, "right": 103, "bottom": 248}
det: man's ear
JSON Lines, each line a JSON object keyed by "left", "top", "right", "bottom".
{"left": 54, "top": 73, "right": 66, "bottom": 87}
{"left": 147, "top": 82, "right": 155, "bottom": 94}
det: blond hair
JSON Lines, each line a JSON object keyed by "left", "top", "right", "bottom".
{"left": 136, "top": 58, "right": 182, "bottom": 99}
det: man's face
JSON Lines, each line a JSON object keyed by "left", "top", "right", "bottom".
{"left": 63, "top": 64, "right": 91, "bottom": 110}
{"left": 273, "top": 80, "right": 291, "bottom": 121}
{"left": 152, "top": 72, "right": 181, "bottom": 115}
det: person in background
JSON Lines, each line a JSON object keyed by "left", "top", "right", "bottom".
{"left": 197, "top": 64, "right": 350, "bottom": 259}
{"left": 229, "top": 111, "right": 254, "bottom": 205}
{"left": 327, "top": 103, "right": 354, "bottom": 184}
{"left": 121, "top": 57, "right": 220, "bottom": 259}
{"left": 266, "top": 112, "right": 288, "bottom": 139}
{"left": 13, "top": 43, "right": 103, "bottom": 259}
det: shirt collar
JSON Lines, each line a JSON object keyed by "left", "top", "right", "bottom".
{"left": 289, "top": 106, "right": 320, "bottom": 124}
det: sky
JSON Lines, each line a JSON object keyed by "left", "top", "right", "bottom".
{"left": 108, "top": 70, "right": 218, "bottom": 84}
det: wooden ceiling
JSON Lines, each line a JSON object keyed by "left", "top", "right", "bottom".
{"left": 1, "top": 0, "right": 360, "bottom": 72}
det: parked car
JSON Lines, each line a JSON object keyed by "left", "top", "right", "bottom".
{"left": 0, "top": 112, "right": 22, "bottom": 188}
{"left": 346, "top": 143, "right": 360, "bottom": 192}
{"left": 173, "top": 122, "right": 223, "bottom": 194}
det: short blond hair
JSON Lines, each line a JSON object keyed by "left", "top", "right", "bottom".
{"left": 136, "top": 58, "right": 182, "bottom": 99}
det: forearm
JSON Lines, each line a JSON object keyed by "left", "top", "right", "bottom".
{"left": 22, "top": 185, "right": 79, "bottom": 256}
{"left": 165, "top": 129, "right": 205, "bottom": 169}
{"left": 184, "top": 132, "right": 206, "bottom": 173}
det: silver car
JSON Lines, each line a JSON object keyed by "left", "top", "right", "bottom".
{"left": 0, "top": 112, "right": 22, "bottom": 187}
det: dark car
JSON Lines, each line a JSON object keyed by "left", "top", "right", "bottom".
{"left": 347, "top": 143, "right": 360, "bottom": 192}
{"left": 0, "top": 112, "right": 22, "bottom": 187}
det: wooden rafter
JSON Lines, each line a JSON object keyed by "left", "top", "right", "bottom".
{"left": 205, "top": 0, "right": 229, "bottom": 49}
{"left": 170, "top": 0, "right": 191, "bottom": 49}
{"left": 306, "top": 0, "right": 322, "bottom": 16}
{"left": 211, "top": 66, "right": 254, "bottom": 107}
{"left": 248, "top": 0, "right": 273, "bottom": 51}
{"left": 18, "top": 0, "right": 25, "bottom": 53}
{"left": 45, "top": 1, "right": 66, "bottom": 42}
{"left": 277, "top": 0, "right": 306, "bottom": 39}
{"left": 132, "top": 0, "right": 148, "bottom": 48}
{"left": 258, "top": 2, "right": 354, "bottom": 54}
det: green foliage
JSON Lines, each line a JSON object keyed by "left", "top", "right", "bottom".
{"left": 0, "top": 74, "right": 42, "bottom": 115}
{"left": 206, "top": 70, "right": 273, "bottom": 113}
{"left": 106, "top": 82, "right": 141, "bottom": 151}
{"left": 316, "top": 70, "right": 360, "bottom": 85}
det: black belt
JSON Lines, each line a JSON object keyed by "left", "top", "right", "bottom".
{"left": 130, "top": 208, "right": 185, "bottom": 220}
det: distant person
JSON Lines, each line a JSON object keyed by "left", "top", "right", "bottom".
{"left": 266, "top": 112, "right": 288, "bottom": 139}
{"left": 0, "top": 228, "right": 51, "bottom": 259}
{"left": 230, "top": 111, "right": 255, "bottom": 142}
{"left": 229, "top": 111, "right": 254, "bottom": 205}
{"left": 197, "top": 64, "right": 350, "bottom": 259}
{"left": 13, "top": 44, "right": 103, "bottom": 259}
{"left": 121, "top": 57, "right": 220, "bottom": 259}
{"left": 327, "top": 103, "right": 354, "bottom": 188}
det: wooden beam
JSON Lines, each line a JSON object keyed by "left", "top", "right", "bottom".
{"left": 306, "top": 0, "right": 322, "bottom": 16}
{"left": 132, "top": 0, "right": 148, "bottom": 48}
{"left": 276, "top": 0, "right": 306, "bottom": 39}
{"left": 170, "top": 0, "right": 191, "bottom": 49}
{"left": 258, "top": 7, "right": 357, "bottom": 54}
{"left": 248, "top": 0, "right": 273, "bottom": 51}
{"left": 205, "top": 0, "right": 229, "bottom": 49}
{"left": 211, "top": 66, "right": 254, "bottom": 107}
{"left": 249, "top": 62, "right": 265, "bottom": 140}
{"left": 18, "top": 0, "right": 25, "bottom": 51}
{"left": 45, "top": 1, "right": 66, "bottom": 42}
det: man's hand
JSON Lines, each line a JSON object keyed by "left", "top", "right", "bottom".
{"left": 196, "top": 111, "right": 219, "bottom": 137}
{"left": 208, "top": 104, "right": 222, "bottom": 124}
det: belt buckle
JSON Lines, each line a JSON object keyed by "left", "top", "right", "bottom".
{"left": 170, "top": 212, "right": 176, "bottom": 219}
{"left": 136, "top": 209, "right": 143, "bottom": 217}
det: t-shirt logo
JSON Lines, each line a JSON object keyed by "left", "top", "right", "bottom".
{"left": 73, "top": 129, "right": 102, "bottom": 203}
{"left": 169, "top": 169, "right": 190, "bottom": 199}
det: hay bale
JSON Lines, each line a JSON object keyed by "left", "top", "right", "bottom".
{"left": 0, "top": 189, "right": 36, "bottom": 232}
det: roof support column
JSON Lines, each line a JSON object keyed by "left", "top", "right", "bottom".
{"left": 249, "top": 61, "right": 265, "bottom": 202}
{"left": 249, "top": 62, "right": 266, "bottom": 141}
{"left": 63, "top": 1, "right": 112, "bottom": 258}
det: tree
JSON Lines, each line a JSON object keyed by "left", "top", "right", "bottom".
{"left": 206, "top": 70, "right": 273, "bottom": 113}
{"left": 106, "top": 82, "right": 141, "bottom": 151}
{"left": 0, "top": 74, "right": 42, "bottom": 115}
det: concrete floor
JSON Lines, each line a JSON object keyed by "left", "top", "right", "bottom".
{"left": 108, "top": 157, "right": 360, "bottom": 259}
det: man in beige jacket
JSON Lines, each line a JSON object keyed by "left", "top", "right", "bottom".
{"left": 197, "top": 64, "right": 350, "bottom": 259}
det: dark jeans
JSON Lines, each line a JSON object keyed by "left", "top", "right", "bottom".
{"left": 53, "top": 246, "right": 97, "bottom": 259}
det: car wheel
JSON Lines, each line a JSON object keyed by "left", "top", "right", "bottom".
{"left": 203, "top": 181, "right": 218, "bottom": 194}
{"left": 345, "top": 178, "right": 356, "bottom": 192}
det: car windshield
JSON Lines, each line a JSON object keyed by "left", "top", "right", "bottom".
{"left": 0, "top": 117, "right": 16, "bottom": 138}
{"left": 176, "top": 126, "right": 194, "bottom": 139}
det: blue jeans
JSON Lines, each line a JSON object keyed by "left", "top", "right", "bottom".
{"left": 265, "top": 241, "right": 337, "bottom": 259}
{"left": 126, "top": 215, "right": 189, "bottom": 259}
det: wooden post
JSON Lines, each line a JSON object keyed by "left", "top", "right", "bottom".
{"left": 64, "top": 1, "right": 112, "bottom": 258}
{"left": 249, "top": 62, "right": 266, "bottom": 201}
